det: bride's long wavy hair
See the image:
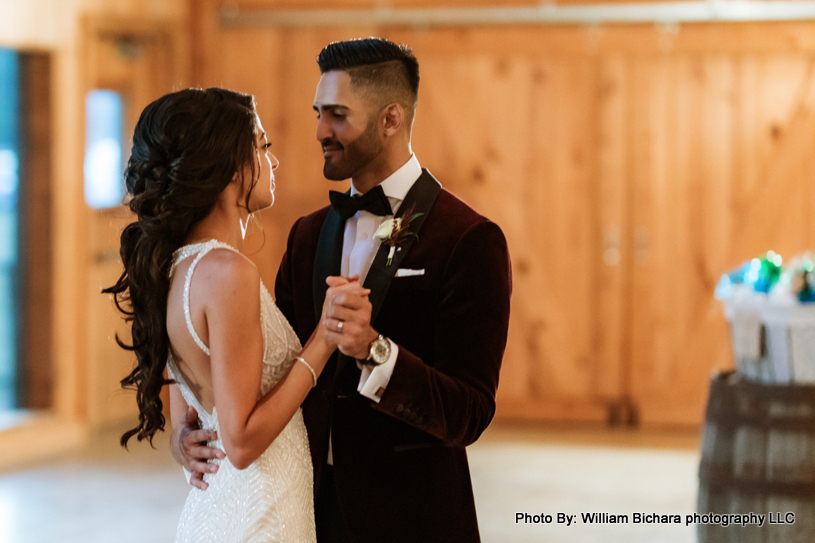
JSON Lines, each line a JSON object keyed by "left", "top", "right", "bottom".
{"left": 104, "top": 88, "right": 260, "bottom": 447}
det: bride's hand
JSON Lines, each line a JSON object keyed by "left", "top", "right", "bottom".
{"left": 293, "top": 276, "right": 371, "bottom": 388}
{"left": 322, "top": 276, "right": 376, "bottom": 358}
{"left": 320, "top": 275, "right": 370, "bottom": 349}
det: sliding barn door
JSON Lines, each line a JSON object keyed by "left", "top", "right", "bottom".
{"left": 622, "top": 31, "right": 815, "bottom": 425}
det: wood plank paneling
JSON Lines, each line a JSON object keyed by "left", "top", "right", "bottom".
{"left": 624, "top": 51, "right": 815, "bottom": 425}
{"left": 628, "top": 55, "right": 735, "bottom": 425}
{"left": 733, "top": 57, "right": 815, "bottom": 258}
{"left": 526, "top": 56, "right": 601, "bottom": 417}
{"left": 409, "top": 51, "right": 605, "bottom": 420}
{"left": 595, "top": 55, "right": 629, "bottom": 417}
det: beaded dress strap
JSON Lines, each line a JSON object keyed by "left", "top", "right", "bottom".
{"left": 174, "top": 240, "right": 242, "bottom": 357}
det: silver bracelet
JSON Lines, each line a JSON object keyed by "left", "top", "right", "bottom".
{"left": 296, "top": 357, "right": 317, "bottom": 388}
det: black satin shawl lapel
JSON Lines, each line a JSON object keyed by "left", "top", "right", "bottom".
{"left": 363, "top": 170, "right": 442, "bottom": 324}
{"left": 312, "top": 207, "right": 345, "bottom": 323}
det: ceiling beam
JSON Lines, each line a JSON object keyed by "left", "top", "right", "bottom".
{"left": 220, "top": 1, "right": 815, "bottom": 27}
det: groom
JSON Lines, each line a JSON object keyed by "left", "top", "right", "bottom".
{"left": 176, "top": 38, "right": 512, "bottom": 542}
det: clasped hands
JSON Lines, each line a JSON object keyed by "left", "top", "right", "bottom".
{"left": 320, "top": 274, "right": 380, "bottom": 360}
{"left": 175, "top": 275, "right": 379, "bottom": 491}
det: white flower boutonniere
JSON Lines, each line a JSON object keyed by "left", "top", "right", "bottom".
{"left": 374, "top": 205, "right": 424, "bottom": 266}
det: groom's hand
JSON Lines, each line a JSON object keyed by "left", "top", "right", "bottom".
{"left": 172, "top": 406, "right": 225, "bottom": 491}
{"left": 324, "top": 276, "right": 379, "bottom": 359}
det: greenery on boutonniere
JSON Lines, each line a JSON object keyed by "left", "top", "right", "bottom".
{"left": 374, "top": 204, "right": 424, "bottom": 266}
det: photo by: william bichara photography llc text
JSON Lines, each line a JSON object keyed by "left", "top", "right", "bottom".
{"left": 515, "top": 511, "right": 796, "bottom": 527}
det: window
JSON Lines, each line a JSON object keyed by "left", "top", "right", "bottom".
{"left": 0, "top": 48, "right": 19, "bottom": 410}
{"left": 84, "top": 89, "right": 124, "bottom": 209}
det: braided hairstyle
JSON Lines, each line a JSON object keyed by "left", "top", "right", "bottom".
{"left": 103, "top": 88, "right": 259, "bottom": 447}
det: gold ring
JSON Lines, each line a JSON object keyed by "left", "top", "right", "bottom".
{"left": 337, "top": 321, "right": 344, "bottom": 333}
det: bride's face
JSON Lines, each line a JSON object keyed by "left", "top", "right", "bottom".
{"left": 244, "top": 116, "right": 278, "bottom": 212}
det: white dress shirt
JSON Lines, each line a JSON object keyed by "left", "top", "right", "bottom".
{"left": 326, "top": 154, "right": 422, "bottom": 466}
{"left": 343, "top": 153, "right": 422, "bottom": 402}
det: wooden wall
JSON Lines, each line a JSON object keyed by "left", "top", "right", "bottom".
{"left": 191, "top": 0, "right": 815, "bottom": 428}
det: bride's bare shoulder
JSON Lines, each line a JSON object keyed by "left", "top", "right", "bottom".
{"left": 195, "top": 248, "right": 260, "bottom": 302}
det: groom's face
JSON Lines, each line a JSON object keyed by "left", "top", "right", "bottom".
{"left": 313, "top": 70, "right": 383, "bottom": 181}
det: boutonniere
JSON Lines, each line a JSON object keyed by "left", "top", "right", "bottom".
{"left": 374, "top": 205, "right": 424, "bottom": 266}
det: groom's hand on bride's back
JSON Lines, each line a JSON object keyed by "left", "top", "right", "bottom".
{"left": 172, "top": 406, "right": 226, "bottom": 491}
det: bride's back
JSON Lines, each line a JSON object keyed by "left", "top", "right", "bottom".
{"left": 166, "top": 244, "right": 259, "bottom": 415}
{"left": 167, "top": 253, "right": 215, "bottom": 413}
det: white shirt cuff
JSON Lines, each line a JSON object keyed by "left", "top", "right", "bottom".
{"left": 357, "top": 339, "right": 398, "bottom": 403}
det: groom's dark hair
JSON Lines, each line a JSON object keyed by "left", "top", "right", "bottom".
{"left": 317, "top": 37, "right": 419, "bottom": 121}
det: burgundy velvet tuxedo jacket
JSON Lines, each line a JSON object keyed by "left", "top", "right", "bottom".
{"left": 274, "top": 170, "right": 512, "bottom": 543}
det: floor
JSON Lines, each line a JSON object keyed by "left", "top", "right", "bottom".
{"left": 0, "top": 423, "right": 702, "bottom": 543}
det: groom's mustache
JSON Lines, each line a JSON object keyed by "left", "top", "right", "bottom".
{"left": 321, "top": 139, "right": 343, "bottom": 153}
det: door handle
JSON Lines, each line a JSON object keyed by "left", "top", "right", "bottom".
{"left": 603, "top": 225, "right": 620, "bottom": 266}
{"left": 94, "top": 249, "right": 120, "bottom": 264}
{"left": 635, "top": 226, "right": 649, "bottom": 265}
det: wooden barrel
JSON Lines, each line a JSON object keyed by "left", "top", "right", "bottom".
{"left": 698, "top": 371, "right": 815, "bottom": 543}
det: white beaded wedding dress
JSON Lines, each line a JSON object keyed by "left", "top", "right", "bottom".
{"left": 166, "top": 240, "right": 316, "bottom": 543}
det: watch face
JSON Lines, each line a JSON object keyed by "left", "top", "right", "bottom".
{"left": 371, "top": 338, "right": 390, "bottom": 364}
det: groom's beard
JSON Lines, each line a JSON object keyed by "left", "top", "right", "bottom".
{"left": 321, "top": 119, "right": 383, "bottom": 181}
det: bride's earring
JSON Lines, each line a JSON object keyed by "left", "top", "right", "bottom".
{"left": 239, "top": 216, "right": 249, "bottom": 240}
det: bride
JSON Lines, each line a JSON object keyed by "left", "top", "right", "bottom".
{"left": 104, "top": 88, "right": 366, "bottom": 541}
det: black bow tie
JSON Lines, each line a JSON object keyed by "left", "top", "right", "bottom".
{"left": 329, "top": 185, "right": 392, "bottom": 222}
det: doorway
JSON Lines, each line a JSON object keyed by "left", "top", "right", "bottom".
{"left": 81, "top": 17, "right": 188, "bottom": 428}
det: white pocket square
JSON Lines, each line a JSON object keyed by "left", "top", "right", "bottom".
{"left": 395, "top": 268, "right": 425, "bottom": 277}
